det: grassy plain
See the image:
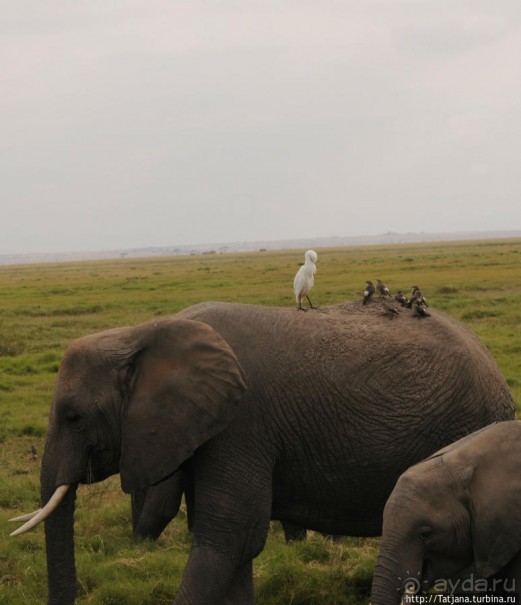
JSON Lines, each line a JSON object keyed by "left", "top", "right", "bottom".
{"left": 1, "top": 238, "right": 520, "bottom": 604}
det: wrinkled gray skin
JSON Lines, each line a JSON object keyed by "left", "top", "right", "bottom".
{"left": 131, "top": 474, "right": 325, "bottom": 543}
{"left": 37, "top": 301, "right": 514, "bottom": 604}
{"left": 131, "top": 474, "right": 306, "bottom": 543}
{"left": 371, "top": 421, "right": 521, "bottom": 605}
{"left": 131, "top": 469, "right": 193, "bottom": 540}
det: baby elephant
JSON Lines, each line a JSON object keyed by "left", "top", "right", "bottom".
{"left": 371, "top": 421, "right": 521, "bottom": 604}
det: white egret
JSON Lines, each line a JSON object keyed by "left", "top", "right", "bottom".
{"left": 293, "top": 250, "right": 317, "bottom": 310}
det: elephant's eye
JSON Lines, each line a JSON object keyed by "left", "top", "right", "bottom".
{"left": 418, "top": 525, "right": 432, "bottom": 541}
{"left": 65, "top": 408, "right": 81, "bottom": 423}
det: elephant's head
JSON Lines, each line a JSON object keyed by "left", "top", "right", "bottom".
{"left": 370, "top": 422, "right": 521, "bottom": 605}
{"left": 370, "top": 459, "right": 474, "bottom": 604}
{"left": 11, "top": 317, "right": 246, "bottom": 604}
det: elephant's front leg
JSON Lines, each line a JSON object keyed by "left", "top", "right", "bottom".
{"left": 225, "top": 561, "right": 254, "bottom": 605}
{"left": 173, "top": 460, "right": 271, "bottom": 605}
{"left": 173, "top": 534, "right": 262, "bottom": 605}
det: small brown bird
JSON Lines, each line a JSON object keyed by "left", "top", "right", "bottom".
{"left": 376, "top": 279, "right": 391, "bottom": 298}
{"left": 363, "top": 281, "right": 375, "bottom": 304}
{"left": 382, "top": 301, "right": 400, "bottom": 319}
{"left": 395, "top": 290, "right": 409, "bottom": 307}
{"left": 413, "top": 300, "right": 431, "bottom": 318}
{"left": 407, "top": 285, "right": 428, "bottom": 308}
{"left": 30, "top": 445, "right": 38, "bottom": 460}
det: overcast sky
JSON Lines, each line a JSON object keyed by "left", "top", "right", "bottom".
{"left": 2, "top": 1, "right": 520, "bottom": 254}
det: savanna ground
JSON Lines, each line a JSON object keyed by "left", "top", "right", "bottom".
{"left": 1, "top": 238, "right": 520, "bottom": 604}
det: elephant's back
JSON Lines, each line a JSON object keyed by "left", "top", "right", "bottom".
{"left": 177, "top": 300, "right": 513, "bottom": 425}
{"left": 177, "top": 299, "right": 509, "bottom": 377}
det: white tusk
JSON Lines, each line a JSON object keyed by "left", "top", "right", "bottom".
{"left": 9, "top": 509, "right": 42, "bottom": 523}
{"left": 10, "top": 485, "right": 70, "bottom": 537}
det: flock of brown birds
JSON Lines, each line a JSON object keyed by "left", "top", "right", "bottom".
{"left": 363, "top": 280, "right": 430, "bottom": 318}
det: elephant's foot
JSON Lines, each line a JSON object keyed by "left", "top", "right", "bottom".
{"left": 224, "top": 561, "right": 255, "bottom": 605}
{"left": 173, "top": 545, "right": 255, "bottom": 605}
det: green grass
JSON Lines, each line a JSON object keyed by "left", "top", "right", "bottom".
{"left": 1, "top": 238, "right": 520, "bottom": 604}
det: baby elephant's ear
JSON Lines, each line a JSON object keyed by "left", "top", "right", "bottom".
{"left": 120, "top": 318, "right": 246, "bottom": 493}
{"left": 471, "top": 472, "right": 521, "bottom": 578}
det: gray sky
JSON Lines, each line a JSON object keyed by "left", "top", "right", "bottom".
{"left": 2, "top": 1, "right": 520, "bottom": 255}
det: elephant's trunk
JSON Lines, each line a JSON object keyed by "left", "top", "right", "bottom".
{"left": 370, "top": 535, "right": 424, "bottom": 605}
{"left": 41, "top": 463, "right": 78, "bottom": 604}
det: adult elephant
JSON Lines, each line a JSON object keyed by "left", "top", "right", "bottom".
{"left": 370, "top": 421, "right": 521, "bottom": 604}
{"left": 11, "top": 301, "right": 514, "bottom": 604}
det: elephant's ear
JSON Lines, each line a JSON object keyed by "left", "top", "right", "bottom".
{"left": 120, "top": 318, "right": 246, "bottom": 493}
{"left": 471, "top": 473, "right": 521, "bottom": 577}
